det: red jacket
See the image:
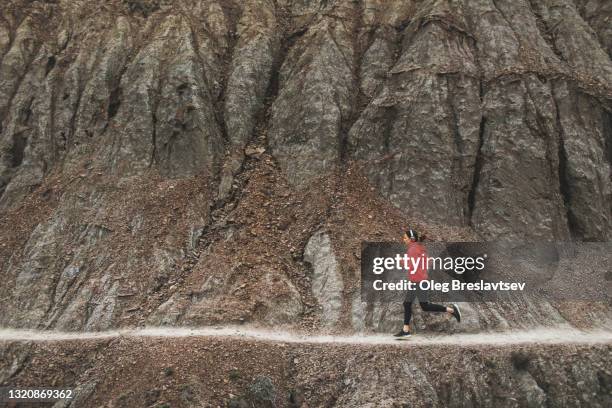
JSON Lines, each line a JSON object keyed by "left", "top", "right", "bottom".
{"left": 406, "top": 242, "right": 428, "bottom": 282}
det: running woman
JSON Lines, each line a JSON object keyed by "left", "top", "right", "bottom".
{"left": 394, "top": 229, "right": 461, "bottom": 338}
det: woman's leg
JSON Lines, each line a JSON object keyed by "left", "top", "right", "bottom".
{"left": 420, "top": 302, "right": 461, "bottom": 322}
{"left": 403, "top": 299, "right": 413, "bottom": 331}
{"left": 419, "top": 302, "right": 452, "bottom": 314}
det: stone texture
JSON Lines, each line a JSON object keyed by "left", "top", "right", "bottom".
{"left": 268, "top": 0, "right": 356, "bottom": 186}
{"left": 221, "top": 0, "right": 280, "bottom": 200}
{"left": 3, "top": 338, "right": 611, "bottom": 408}
{"left": 574, "top": 0, "right": 612, "bottom": 58}
{"left": 304, "top": 230, "right": 343, "bottom": 326}
{"left": 349, "top": 0, "right": 482, "bottom": 227}
{"left": 0, "top": 0, "right": 610, "bottom": 335}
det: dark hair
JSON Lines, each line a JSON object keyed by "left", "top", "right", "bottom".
{"left": 405, "top": 229, "right": 418, "bottom": 241}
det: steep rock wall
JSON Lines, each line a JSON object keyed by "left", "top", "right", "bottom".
{"left": 0, "top": 0, "right": 610, "bottom": 331}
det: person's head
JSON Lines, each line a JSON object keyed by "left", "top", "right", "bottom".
{"left": 403, "top": 229, "right": 419, "bottom": 244}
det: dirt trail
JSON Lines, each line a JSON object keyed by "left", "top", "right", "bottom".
{"left": 0, "top": 326, "right": 610, "bottom": 346}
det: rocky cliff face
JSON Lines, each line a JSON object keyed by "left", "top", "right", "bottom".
{"left": 1, "top": 1, "right": 611, "bottom": 407}
{"left": 0, "top": 0, "right": 611, "bottom": 332}
{"left": 2, "top": 337, "right": 611, "bottom": 408}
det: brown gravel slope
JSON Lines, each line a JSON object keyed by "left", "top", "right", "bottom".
{"left": 1, "top": 335, "right": 611, "bottom": 408}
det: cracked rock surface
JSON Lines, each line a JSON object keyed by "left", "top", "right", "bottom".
{"left": 0, "top": 0, "right": 610, "bottom": 337}
{"left": 0, "top": 1, "right": 611, "bottom": 406}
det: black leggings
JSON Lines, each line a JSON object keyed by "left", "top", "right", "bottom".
{"left": 403, "top": 299, "right": 447, "bottom": 325}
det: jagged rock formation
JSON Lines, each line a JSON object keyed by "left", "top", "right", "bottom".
{"left": 0, "top": 1, "right": 611, "bottom": 406}
{"left": 350, "top": 0, "right": 612, "bottom": 240}
{"left": 0, "top": 0, "right": 611, "bottom": 333}
{"left": 1, "top": 337, "right": 611, "bottom": 407}
{"left": 304, "top": 230, "right": 343, "bottom": 326}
